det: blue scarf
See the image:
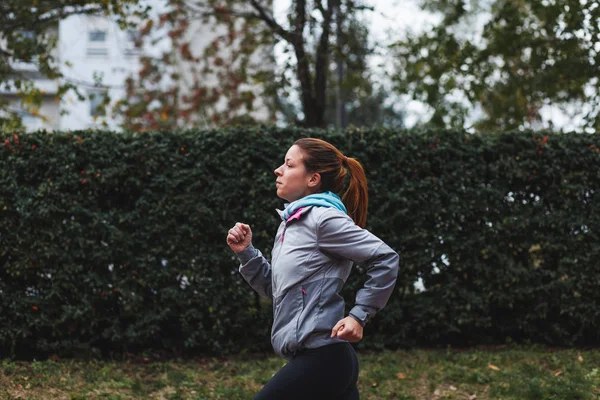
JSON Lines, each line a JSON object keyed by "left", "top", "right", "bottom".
{"left": 280, "top": 191, "right": 347, "bottom": 222}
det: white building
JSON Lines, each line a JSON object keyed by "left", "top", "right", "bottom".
{"left": 0, "top": 16, "right": 140, "bottom": 132}
{"left": 1, "top": 1, "right": 274, "bottom": 132}
{"left": 57, "top": 15, "right": 143, "bottom": 131}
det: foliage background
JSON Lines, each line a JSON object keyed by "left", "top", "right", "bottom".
{"left": 0, "top": 128, "right": 599, "bottom": 359}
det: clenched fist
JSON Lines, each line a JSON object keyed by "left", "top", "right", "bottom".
{"left": 226, "top": 222, "right": 253, "bottom": 253}
{"left": 331, "top": 316, "right": 363, "bottom": 343}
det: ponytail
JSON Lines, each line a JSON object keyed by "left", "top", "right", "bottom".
{"left": 341, "top": 157, "right": 368, "bottom": 228}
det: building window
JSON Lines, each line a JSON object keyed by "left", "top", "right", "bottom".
{"left": 87, "top": 48, "right": 109, "bottom": 57}
{"left": 87, "top": 29, "right": 108, "bottom": 57}
{"left": 126, "top": 29, "right": 139, "bottom": 43}
{"left": 13, "top": 108, "right": 44, "bottom": 131}
{"left": 89, "top": 90, "right": 107, "bottom": 117}
{"left": 88, "top": 30, "right": 107, "bottom": 42}
{"left": 17, "top": 109, "right": 37, "bottom": 126}
{"left": 124, "top": 29, "right": 140, "bottom": 57}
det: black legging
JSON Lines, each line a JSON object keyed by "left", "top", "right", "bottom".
{"left": 253, "top": 342, "right": 359, "bottom": 400}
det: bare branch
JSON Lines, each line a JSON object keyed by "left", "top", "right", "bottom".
{"left": 1, "top": 5, "right": 105, "bottom": 35}
{"left": 63, "top": 76, "right": 125, "bottom": 90}
{"left": 181, "top": 1, "right": 291, "bottom": 41}
{"left": 186, "top": 8, "right": 264, "bottom": 21}
{"left": 181, "top": 1, "right": 260, "bottom": 20}
{"left": 248, "top": 0, "right": 291, "bottom": 42}
{"left": 354, "top": 5, "right": 374, "bottom": 12}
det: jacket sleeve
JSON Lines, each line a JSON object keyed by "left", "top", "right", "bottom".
{"left": 317, "top": 210, "right": 399, "bottom": 326}
{"left": 236, "top": 244, "right": 273, "bottom": 299}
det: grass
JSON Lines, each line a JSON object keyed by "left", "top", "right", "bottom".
{"left": 1, "top": 345, "right": 599, "bottom": 399}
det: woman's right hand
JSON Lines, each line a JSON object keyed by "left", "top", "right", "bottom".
{"left": 226, "top": 222, "right": 253, "bottom": 253}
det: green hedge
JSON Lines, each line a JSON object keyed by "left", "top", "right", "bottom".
{"left": 0, "top": 128, "right": 599, "bottom": 359}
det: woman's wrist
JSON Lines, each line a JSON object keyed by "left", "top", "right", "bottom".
{"left": 236, "top": 243, "right": 256, "bottom": 264}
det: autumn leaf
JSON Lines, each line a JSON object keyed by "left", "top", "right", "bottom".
{"left": 396, "top": 372, "right": 406, "bottom": 379}
{"left": 141, "top": 19, "right": 154, "bottom": 34}
{"left": 489, "top": 364, "right": 500, "bottom": 371}
{"left": 554, "top": 371, "right": 562, "bottom": 377}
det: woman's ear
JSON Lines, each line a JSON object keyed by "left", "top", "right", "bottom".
{"left": 307, "top": 172, "right": 321, "bottom": 188}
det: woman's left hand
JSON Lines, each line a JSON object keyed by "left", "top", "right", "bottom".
{"left": 331, "top": 316, "right": 363, "bottom": 342}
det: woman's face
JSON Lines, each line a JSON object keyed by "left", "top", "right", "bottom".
{"left": 274, "top": 145, "right": 318, "bottom": 202}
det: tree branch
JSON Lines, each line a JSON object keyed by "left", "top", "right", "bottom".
{"left": 247, "top": 0, "right": 291, "bottom": 42}
{"left": 181, "top": 1, "right": 263, "bottom": 21}
{"left": 182, "top": 1, "right": 292, "bottom": 42}
{"left": 186, "top": 8, "right": 264, "bottom": 22}
{"left": 1, "top": 5, "right": 105, "bottom": 35}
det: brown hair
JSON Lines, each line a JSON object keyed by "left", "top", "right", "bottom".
{"left": 293, "top": 138, "right": 368, "bottom": 228}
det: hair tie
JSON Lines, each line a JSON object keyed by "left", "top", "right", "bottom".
{"left": 342, "top": 155, "right": 348, "bottom": 164}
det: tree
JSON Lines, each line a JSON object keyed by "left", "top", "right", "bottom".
{"left": 391, "top": 0, "right": 600, "bottom": 133}
{"left": 117, "top": 0, "right": 396, "bottom": 130}
{"left": 0, "top": 0, "right": 148, "bottom": 130}
{"left": 321, "top": 16, "right": 404, "bottom": 129}
{"left": 115, "top": 0, "right": 277, "bottom": 130}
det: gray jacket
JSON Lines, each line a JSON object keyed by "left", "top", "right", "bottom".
{"left": 236, "top": 206, "right": 399, "bottom": 360}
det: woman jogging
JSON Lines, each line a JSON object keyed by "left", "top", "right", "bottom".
{"left": 226, "top": 138, "right": 399, "bottom": 400}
